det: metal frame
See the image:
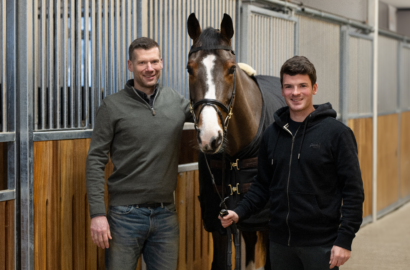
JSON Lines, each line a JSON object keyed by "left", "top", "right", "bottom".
{"left": 253, "top": 0, "right": 373, "bottom": 32}
{"left": 0, "top": 190, "right": 16, "bottom": 202}
{"left": 340, "top": 26, "right": 350, "bottom": 125}
{"left": 240, "top": 4, "right": 299, "bottom": 67}
{"left": 342, "top": 28, "right": 374, "bottom": 121}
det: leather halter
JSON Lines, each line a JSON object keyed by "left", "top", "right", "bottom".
{"left": 188, "top": 45, "right": 237, "bottom": 134}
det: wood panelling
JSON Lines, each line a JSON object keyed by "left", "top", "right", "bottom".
{"left": 0, "top": 142, "right": 7, "bottom": 190}
{"left": 34, "top": 139, "right": 109, "bottom": 270}
{"left": 400, "top": 112, "right": 410, "bottom": 198}
{"left": 377, "top": 114, "right": 399, "bottom": 211}
{"left": 0, "top": 200, "right": 15, "bottom": 270}
{"left": 176, "top": 170, "right": 212, "bottom": 270}
{"left": 34, "top": 138, "right": 212, "bottom": 270}
{"left": 348, "top": 118, "right": 373, "bottom": 217}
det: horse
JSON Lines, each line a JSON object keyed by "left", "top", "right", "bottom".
{"left": 186, "top": 13, "right": 286, "bottom": 270}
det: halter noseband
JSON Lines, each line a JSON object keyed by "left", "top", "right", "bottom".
{"left": 188, "top": 45, "right": 236, "bottom": 134}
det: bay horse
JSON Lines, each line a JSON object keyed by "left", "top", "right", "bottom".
{"left": 186, "top": 13, "right": 286, "bottom": 270}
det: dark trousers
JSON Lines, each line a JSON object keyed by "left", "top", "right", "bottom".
{"left": 270, "top": 241, "right": 339, "bottom": 270}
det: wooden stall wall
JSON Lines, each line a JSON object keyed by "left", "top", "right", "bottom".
{"left": 0, "top": 200, "right": 15, "bottom": 270}
{"left": 377, "top": 114, "right": 399, "bottom": 211}
{"left": 0, "top": 142, "right": 7, "bottom": 190}
{"left": 32, "top": 132, "right": 211, "bottom": 270}
{"left": 348, "top": 118, "right": 373, "bottom": 218}
{"left": 400, "top": 111, "right": 410, "bottom": 198}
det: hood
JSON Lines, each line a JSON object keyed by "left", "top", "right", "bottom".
{"left": 274, "top": 102, "right": 337, "bottom": 128}
{"left": 273, "top": 102, "right": 337, "bottom": 160}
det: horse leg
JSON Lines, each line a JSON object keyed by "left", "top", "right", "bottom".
{"left": 262, "top": 229, "right": 271, "bottom": 270}
{"left": 242, "top": 231, "right": 257, "bottom": 270}
{"left": 211, "top": 231, "right": 228, "bottom": 270}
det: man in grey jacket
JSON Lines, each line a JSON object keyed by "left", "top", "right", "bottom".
{"left": 86, "top": 37, "right": 191, "bottom": 270}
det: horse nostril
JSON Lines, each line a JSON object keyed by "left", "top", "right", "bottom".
{"left": 210, "top": 134, "right": 223, "bottom": 149}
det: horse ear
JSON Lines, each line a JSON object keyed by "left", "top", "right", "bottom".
{"left": 187, "top": 13, "right": 201, "bottom": 42}
{"left": 220, "top": 13, "right": 234, "bottom": 41}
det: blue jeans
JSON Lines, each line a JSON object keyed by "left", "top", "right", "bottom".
{"left": 270, "top": 241, "right": 338, "bottom": 270}
{"left": 105, "top": 203, "right": 179, "bottom": 270}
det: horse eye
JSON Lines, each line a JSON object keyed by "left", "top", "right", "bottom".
{"left": 187, "top": 67, "right": 194, "bottom": 75}
{"left": 228, "top": 66, "right": 236, "bottom": 74}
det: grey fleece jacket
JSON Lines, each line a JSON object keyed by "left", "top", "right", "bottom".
{"left": 86, "top": 80, "right": 191, "bottom": 217}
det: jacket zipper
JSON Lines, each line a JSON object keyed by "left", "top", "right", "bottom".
{"left": 283, "top": 123, "right": 300, "bottom": 246}
{"left": 133, "top": 87, "right": 157, "bottom": 116}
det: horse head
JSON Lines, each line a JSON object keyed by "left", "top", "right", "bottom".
{"left": 187, "top": 13, "right": 236, "bottom": 154}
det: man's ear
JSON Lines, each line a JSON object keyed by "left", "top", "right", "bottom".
{"left": 313, "top": 83, "right": 318, "bottom": 95}
{"left": 127, "top": 59, "right": 133, "bottom": 72}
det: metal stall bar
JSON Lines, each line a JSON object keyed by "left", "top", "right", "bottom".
{"left": 115, "top": 0, "right": 120, "bottom": 91}
{"left": 41, "top": 0, "right": 46, "bottom": 130}
{"left": 91, "top": 0, "right": 96, "bottom": 128}
{"left": 76, "top": 0, "right": 81, "bottom": 127}
{"left": 1, "top": 0, "right": 6, "bottom": 133}
{"left": 104, "top": 0, "right": 108, "bottom": 97}
{"left": 122, "top": 0, "right": 126, "bottom": 84}
{"left": 48, "top": 0, "right": 54, "bottom": 129}
{"left": 84, "top": 0, "right": 89, "bottom": 128}
{"left": 55, "top": 0, "right": 61, "bottom": 129}
{"left": 33, "top": 1, "right": 38, "bottom": 131}
{"left": 96, "top": 0, "right": 102, "bottom": 109}
{"left": 16, "top": 0, "right": 35, "bottom": 268}
{"left": 63, "top": 0, "right": 68, "bottom": 128}
{"left": 109, "top": 0, "right": 114, "bottom": 94}
{"left": 70, "top": 0, "right": 75, "bottom": 127}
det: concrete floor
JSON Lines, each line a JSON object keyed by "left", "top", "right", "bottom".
{"left": 343, "top": 202, "right": 410, "bottom": 270}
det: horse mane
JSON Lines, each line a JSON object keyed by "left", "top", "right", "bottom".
{"left": 196, "top": 27, "right": 222, "bottom": 47}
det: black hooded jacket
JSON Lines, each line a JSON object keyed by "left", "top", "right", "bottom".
{"left": 234, "top": 103, "right": 364, "bottom": 250}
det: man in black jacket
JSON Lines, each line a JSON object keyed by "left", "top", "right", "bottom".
{"left": 220, "top": 56, "right": 364, "bottom": 269}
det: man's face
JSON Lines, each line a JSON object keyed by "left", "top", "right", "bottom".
{"left": 281, "top": 73, "right": 317, "bottom": 115}
{"left": 127, "top": 47, "right": 163, "bottom": 92}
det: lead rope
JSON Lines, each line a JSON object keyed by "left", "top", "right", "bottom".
{"left": 204, "top": 151, "right": 240, "bottom": 270}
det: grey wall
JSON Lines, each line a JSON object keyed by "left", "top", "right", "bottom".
{"left": 379, "top": 1, "right": 389, "bottom": 30}
{"left": 397, "top": 9, "right": 410, "bottom": 36}
{"left": 290, "top": 0, "right": 368, "bottom": 22}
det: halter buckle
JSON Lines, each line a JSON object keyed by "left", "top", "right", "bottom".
{"left": 228, "top": 183, "right": 240, "bottom": 195}
{"left": 230, "top": 159, "right": 240, "bottom": 170}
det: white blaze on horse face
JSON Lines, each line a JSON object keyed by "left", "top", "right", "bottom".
{"left": 200, "top": 54, "right": 222, "bottom": 149}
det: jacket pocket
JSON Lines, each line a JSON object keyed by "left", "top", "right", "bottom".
{"left": 269, "top": 190, "right": 288, "bottom": 230}
{"left": 288, "top": 192, "right": 325, "bottom": 226}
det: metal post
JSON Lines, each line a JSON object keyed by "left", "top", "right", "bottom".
{"left": 6, "top": 0, "right": 17, "bottom": 269}
{"left": 372, "top": 0, "right": 378, "bottom": 223}
{"left": 340, "top": 26, "right": 349, "bottom": 125}
{"left": 16, "top": 0, "right": 34, "bottom": 268}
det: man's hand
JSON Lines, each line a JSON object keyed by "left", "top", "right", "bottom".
{"left": 90, "top": 216, "right": 112, "bottom": 249}
{"left": 329, "top": 245, "right": 351, "bottom": 269}
{"left": 218, "top": 210, "right": 239, "bottom": 228}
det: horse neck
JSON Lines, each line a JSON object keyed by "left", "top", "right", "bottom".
{"left": 225, "top": 68, "right": 262, "bottom": 156}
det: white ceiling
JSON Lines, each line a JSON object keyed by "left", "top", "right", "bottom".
{"left": 382, "top": 0, "right": 410, "bottom": 9}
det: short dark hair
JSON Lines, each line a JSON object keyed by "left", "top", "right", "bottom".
{"left": 129, "top": 37, "right": 161, "bottom": 60}
{"left": 280, "top": 56, "right": 317, "bottom": 86}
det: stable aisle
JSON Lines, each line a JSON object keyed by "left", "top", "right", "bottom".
{"left": 343, "top": 202, "right": 410, "bottom": 270}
